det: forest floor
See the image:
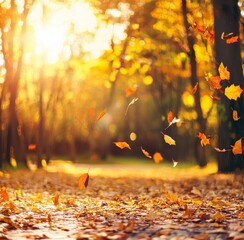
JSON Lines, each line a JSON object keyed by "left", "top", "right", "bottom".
{"left": 0, "top": 160, "right": 243, "bottom": 240}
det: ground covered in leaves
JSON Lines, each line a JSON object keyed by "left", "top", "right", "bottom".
{"left": 0, "top": 162, "right": 243, "bottom": 240}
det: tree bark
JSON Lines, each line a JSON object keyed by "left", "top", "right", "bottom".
{"left": 182, "top": 0, "right": 207, "bottom": 167}
{"left": 213, "top": 0, "right": 244, "bottom": 172}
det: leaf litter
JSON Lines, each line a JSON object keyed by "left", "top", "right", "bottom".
{"left": 0, "top": 168, "right": 243, "bottom": 240}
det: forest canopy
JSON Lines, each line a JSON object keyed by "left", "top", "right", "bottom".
{"left": 0, "top": 0, "right": 243, "bottom": 172}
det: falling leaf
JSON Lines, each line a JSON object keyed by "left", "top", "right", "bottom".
{"left": 197, "top": 132, "right": 210, "bottom": 146}
{"left": 141, "top": 147, "right": 152, "bottom": 158}
{"left": 224, "top": 84, "right": 243, "bottom": 100}
{"left": 165, "top": 117, "right": 183, "bottom": 130}
{"left": 172, "top": 159, "right": 178, "bottom": 167}
{"left": 192, "top": 82, "right": 198, "bottom": 94}
{"left": 221, "top": 32, "right": 233, "bottom": 40}
{"left": 162, "top": 133, "right": 176, "bottom": 145}
{"left": 52, "top": 194, "right": 59, "bottom": 206}
{"left": 0, "top": 187, "right": 9, "bottom": 202}
{"left": 78, "top": 173, "right": 89, "bottom": 190}
{"left": 113, "top": 141, "right": 131, "bottom": 150}
{"left": 193, "top": 22, "right": 214, "bottom": 43}
{"left": 167, "top": 111, "right": 174, "bottom": 123}
{"left": 212, "top": 211, "right": 226, "bottom": 223}
{"left": 218, "top": 62, "right": 230, "bottom": 80}
{"left": 221, "top": 32, "right": 239, "bottom": 44}
{"left": 226, "top": 35, "right": 239, "bottom": 44}
{"left": 125, "top": 97, "right": 139, "bottom": 116}
{"left": 95, "top": 109, "right": 106, "bottom": 123}
{"left": 214, "top": 147, "right": 228, "bottom": 153}
{"left": 233, "top": 110, "right": 240, "bottom": 121}
{"left": 231, "top": 138, "right": 242, "bottom": 155}
{"left": 153, "top": 152, "right": 163, "bottom": 164}
{"left": 28, "top": 144, "right": 37, "bottom": 151}
{"left": 207, "top": 75, "right": 222, "bottom": 90}
{"left": 126, "top": 86, "right": 137, "bottom": 97}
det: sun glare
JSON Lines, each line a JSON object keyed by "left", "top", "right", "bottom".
{"left": 28, "top": 1, "right": 127, "bottom": 63}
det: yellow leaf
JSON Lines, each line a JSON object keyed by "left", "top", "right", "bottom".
{"left": 212, "top": 211, "right": 226, "bottom": 223}
{"left": 218, "top": 62, "right": 230, "bottom": 80}
{"left": 141, "top": 147, "right": 152, "bottom": 158}
{"left": 191, "top": 187, "right": 202, "bottom": 197}
{"left": 164, "top": 192, "right": 178, "bottom": 204}
{"left": 153, "top": 152, "right": 163, "bottom": 164}
{"left": 232, "top": 138, "right": 242, "bottom": 155}
{"left": 113, "top": 141, "right": 131, "bottom": 150}
{"left": 162, "top": 133, "right": 176, "bottom": 145}
{"left": 78, "top": 173, "right": 89, "bottom": 190}
{"left": 224, "top": 84, "right": 243, "bottom": 100}
{"left": 233, "top": 110, "right": 240, "bottom": 121}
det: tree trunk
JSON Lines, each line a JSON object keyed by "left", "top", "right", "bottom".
{"left": 182, "top": 0, "right": 207, "bottom": 167}
{"left": 213, "top": 0, "right": 244, "bottom": 172}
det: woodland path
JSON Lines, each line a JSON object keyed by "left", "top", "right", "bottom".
{"left": 0, "top": 161, "right": 243, "bottom": 240}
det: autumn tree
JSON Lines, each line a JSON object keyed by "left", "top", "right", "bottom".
{"left": 213, "top": 0, "right": 244, "bottom": 172}
{"left": 0, "top": 0, "right": 34, "bottom": 168}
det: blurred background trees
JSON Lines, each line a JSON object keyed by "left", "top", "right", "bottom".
{"left": 0, "top": 0, "right": 243, "bottom": 172}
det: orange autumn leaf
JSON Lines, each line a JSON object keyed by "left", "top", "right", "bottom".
{"left": 197, "top": 132, "right": 210, "bottom": 146}
{"left": 126, "top": 86, "right": 137, "bottom": 97}
{"left": 192, "top": 82, "right": 198, "bottom": 94}
{"left": 167, "top": 111, "right": 174, "bottom": 123}
{"left": 207, "top": 75, "right": 222, "bottom": 90}
{"left": 153, "top": 152, "right": 163, "bottom": 164}
{"left": 205, "top": 28, "right": 214, "bottom": 44}
{"left": 95, "top": 109, "right": 106, "bottom": 123}
{"left": 193, "top": 22, "right": 205, "bottom": 34}
{"left": 113, "top": 141, "right": 131, "bottom": 150}
{"left": 218, "top": 62, "right": 230, "bottom": 80}
{"left": 233, "top": 110, "right": 240, "bottom": 121}
{"left": 141, "top": 147, "right": 152, "bottom": 158}
{"left": 52, "top": 194, "right": 59, "bottom": 206}
{"left": 164, "top": 192, "right": 178, "bottom": 204}
{"left": 221, "top": 32, "right": 239, "bottom": 44}
{"left": 78, "top": 173, "right": 89, "bottom": 190}
{"left": 212, "top": 211, "right": 226, "bottom": 223}
{"left": 231, "top": 138, "right": 242, "bottom": 155}
{"left": 162, "top": 133, "right": 176, "bottom": 145}
{"left": 224, "top": 84, "right": 243, "bottom": 100}
{"left": 193, "top": 22, "right": 214, "bottom": 43}
{"left": 0, "top": 187, "right": 9, "bottom": 202}
{"left": 226, "top": 35, "right": 239, "bottom": 44}
{"left": 28, "top": 144, "right": 37, "bottom": 151}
